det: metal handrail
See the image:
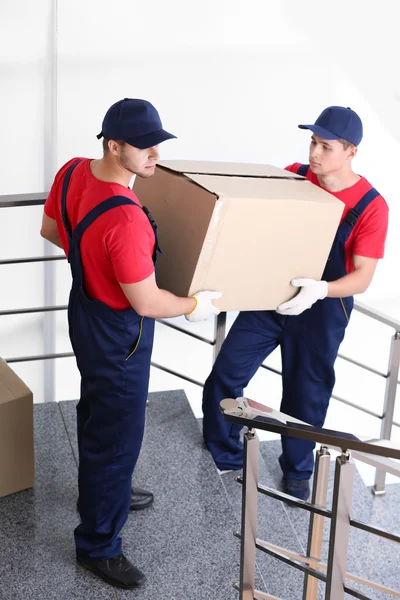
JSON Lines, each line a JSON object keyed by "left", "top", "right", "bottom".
{"left": 221, "top": 398, "right": 400, "bottom": 600}
{"left": 2, "top": 191, "right": 400, "bottom": 327}
{"left": 235, "top": 476, "right": 400, "bottom": 544}
{"left": 0, "top": 192, "right": 48, "bottom": 208}
{"left": 0, "top": 255, "right": 66, "bottom": 265}
{"left": 355, "top": 299, "right": 400, "bottom": 331}
{"left": 1, "top": 191, "right": 399, "bottom": 493}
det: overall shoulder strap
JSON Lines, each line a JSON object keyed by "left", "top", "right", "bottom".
{"left": 61, "top": 160, "right": 82, "bottom": 238}
{"left": 296, "top": 164, "right": 310, "bottom": 177}
{"left": 338, "top": 187, "right": 380, "bottom": 241}
{"left": 72, "top": 195, "right": 141, "bottom": 243}
{"left": 343, "top": 187, "right": 380, "bottom": 227}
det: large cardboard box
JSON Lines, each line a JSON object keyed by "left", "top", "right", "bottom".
{"left": 0, "top": 359, "right": 34, "bottom": 497}
{"left": 133, "top": 160, "right": 344, "bottom": 311}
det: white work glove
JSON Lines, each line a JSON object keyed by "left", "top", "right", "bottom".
{"left": 185, "top": 291, "right": 222, "bottom": 322}
{"left": 276, "top": 278, "right": 328, "bottom": 316}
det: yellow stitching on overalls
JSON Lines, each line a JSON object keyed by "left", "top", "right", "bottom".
{"left": 340, "top": 298, "right": 349, "bottom": 322}
{"left": 125, "top": 316, "right": 144, "bottom": 361}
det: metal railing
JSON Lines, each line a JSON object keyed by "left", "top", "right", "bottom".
{"left": 221, "top": 397, "right": 400, "bottom": 600}
{"left": 1, "top": 192, "right": 399, "bottom": 494}
{"left": 0, "top": 194, "right": 227, "bottom": 388}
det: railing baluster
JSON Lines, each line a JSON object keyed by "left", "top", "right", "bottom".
{"left": 374, "top": 331, "right": 400, "bottom": 495}
{"left": 325, "top": 452, "right": 355, "bottom": 600}
{"left": 213, "top": 311, "right": 227, "bottom": 361}
{"left": 239, "top": 428, "right": 259, "bottom": 600}
{"left": 303, "top": 446, "right": 331, "bottom": 600}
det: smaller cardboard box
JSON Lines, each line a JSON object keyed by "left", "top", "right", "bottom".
{"left": 0, "top": 359, "right": 34, "bottom": 497}
{"left": 133, "top": 160, "right": 344, "bottom": 311}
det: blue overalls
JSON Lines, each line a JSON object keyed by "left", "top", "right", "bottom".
{"left": 60, "top": 161, "right": 158, "bottom": 559}
{"left": 202, "top": 164, "right": 380, "bottom": 477}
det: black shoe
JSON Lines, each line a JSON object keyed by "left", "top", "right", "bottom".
{"left": 77, "top": 487, "right": 154, "bottom": 513}
{"left": 130, "top": 486, "right": 154, "bottom": 511}
{"left": 77, "top": 553, "right": 145, "bottom": 589}
{"left": 282, "top": 479, "right": 310, "bottom": 502}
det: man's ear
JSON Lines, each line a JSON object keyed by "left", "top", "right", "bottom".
{"left": 349, "top": 145, "right": 358, "bottom": 159}
{"left": 108, "top": 140, "right": 120, "bottom": 156}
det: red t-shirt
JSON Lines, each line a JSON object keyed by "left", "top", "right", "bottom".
{"left": 44, "top": 157, "right": 155, "bottom": 310}
{"left": 285, "top": 163, "right": 389, "bottom": 274}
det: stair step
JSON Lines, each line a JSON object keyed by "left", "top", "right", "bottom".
{"left": 0, "top": 391, "right": 242, "bottom": 600}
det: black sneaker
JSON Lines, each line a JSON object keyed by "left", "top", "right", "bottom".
{"left": 130, "top": 486, "right": 154, "bottom": 511}
{"left": 77, "top": 553, "right": 145, "bottom": 589}
{"left": 282, "top": 479, "right": 310, "bottom": 502}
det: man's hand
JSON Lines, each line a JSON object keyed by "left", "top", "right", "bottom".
{"left": 276, "top": 279, "right": 328, "bottom": 316}
{"left": 185, "top": 291, "right": 222, "bottom": 322}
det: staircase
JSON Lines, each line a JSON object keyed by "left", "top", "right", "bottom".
{"left": 0, "top": 390, "right": 399, "bottom": 600}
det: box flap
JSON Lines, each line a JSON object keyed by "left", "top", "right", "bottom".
{"left": 157, "top": 160, "right": 303, "bottom": 178}
{"left": 185, "top": 174, "right": 342, "bottom": 205}
{"left": 0, "top": 358, "right": 32, "bottom": 403}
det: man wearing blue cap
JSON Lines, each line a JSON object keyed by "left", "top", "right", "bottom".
{"left": 202, "top": 106, "right": 388, "bottom": 501}
{"left": 40, "top": 98, "right": 221, "bottom": 588}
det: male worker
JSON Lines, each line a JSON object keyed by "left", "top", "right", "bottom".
{"left": 41, "top": 98, "right": 221, "bottom": 589}
{"left": 202, "top": 106, "right": 388, "bottom": 501}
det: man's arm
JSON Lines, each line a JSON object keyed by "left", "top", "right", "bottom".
{"left": 40, "top": 213, "right": 63, "bottom": 249}
{"left": 327, "top": 255, "right": 378, "bottom": 297}
{"left": 120, "top": 273, "right": 221, "bottom": 320}
{"left": 277, "top": 255, "right": 379, "bottom": 315}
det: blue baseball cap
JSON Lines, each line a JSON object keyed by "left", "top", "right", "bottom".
{"left": 97, "top": 98, "right": 176, "bottom": 149}
{"left": 298, "top": 106, "right": 363, "bottom": 146}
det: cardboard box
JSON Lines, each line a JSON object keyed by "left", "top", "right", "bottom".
{"left": 133, "top": 160, "right": 344, "bottom": 311}
{"left": 0, "top": 359, "right": 34, "bottom": 497}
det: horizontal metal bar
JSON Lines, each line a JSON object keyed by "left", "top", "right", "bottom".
{"left": 253, "top": 590, "right": 282, "bottom": 600}
{"left": 259, "top": 363, "right": 283, "bottom": 376}
{"left": 149, "top": 362, "right": 204, "bottom": 387}
{"left": 225, "top": 409, "right": 400, "bottom": 459}
{"left": 337, "top": 352, "right": 387, "bottom": 379}
{"left": 234, "top": 531, "right": 327, "bottom": 583}
{"left": 354, "top": 300, "right": 400, "bottom": 332}
{"left": 11, "top": 348, "right": 397, "bottom": 439}
{"left": 261, "top": 360, "right": 388, "bottom": 392}
{"left": 5, "top": 353, "right": 205, "bottom": 389}
{"left": 6, "top": 352, "right": 74, "bottom": 364}
{"left": 351, "top": 448, "right": 400, "bottom": 478}
{"left": 0, "top": 255, "right": 66, "bottom": 265}
{"left": 350, "top": 518, "right": 400, "bottom": 545}
{"left": 242, "top": 479, "right": 400, "bottom": 545}
{"left": 343, "top": 586, "right": 372, "bottom": 600}
{"left": 235, "top": 476, "right": 331, "bottom": 517}
{"left": 233, "top": 582, "right": 283, "bottom": 600}
{"left": 0, "top": 305, "right": 68, "bottom": 316}
{"left": 331, "top": 394, "right": 383, "bottom": 420}
{"left": 156, "top": 319, "right": 215, "bottom": 346}
{"left": 252, "top": 538, "right": 400, "bottom": 598}
{"left": 0, "top": 192, "right": 47, "bottom": 208}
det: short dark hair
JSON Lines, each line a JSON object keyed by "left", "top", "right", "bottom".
{"left": 338, "top": 139, "right": 354, "bottom": 150}
{"left": 102, "top": 138, "right": 126, "bottom": 153}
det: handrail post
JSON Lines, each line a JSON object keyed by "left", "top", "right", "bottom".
{"left": 239, "top": 428, "right": 259, "bottom": 600}
{"left": 42, "top": 0, "right": 58, "bottom": 404}
{"left": 303, "top": 446, "right": 331, "bottom": 600}
{"left": 213, "top": 312, "right": 227, "bottom": 361}
{"left": 43, "top": 243, "right": 57, "bottom": 402}
{"left": 374, "top": 331, "right": 400, "bottom": 495}
{"left": 325, "top": 452, "right": 354, "bottom": 599}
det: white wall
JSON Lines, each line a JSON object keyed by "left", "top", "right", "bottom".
{"left": 1, "top": 0, "right": 399, "bottom": 448}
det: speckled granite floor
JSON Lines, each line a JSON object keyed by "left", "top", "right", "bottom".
{"left": 0, "top": 392, "right": 242, "bottom": 600}
{"left": 0, "top": 391, "right": 398, "bottom": 600}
